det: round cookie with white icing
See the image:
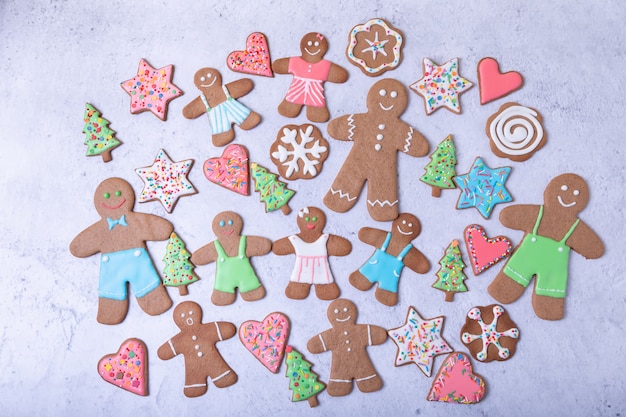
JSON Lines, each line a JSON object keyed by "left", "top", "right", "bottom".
{"left": 486, "top": 102, "right": 546, "bottom": 162}
{"left": 346, "top": 18, "right": 404, "bottom": 76}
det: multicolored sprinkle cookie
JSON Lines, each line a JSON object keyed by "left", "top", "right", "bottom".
{"left": 204, "top": 144, "right": 250, "bottom": 195}
{"left": 460, "top": 304, "right": 520, "bottom": 362}
{"left": 410, "top": 58, "right": 473, "bottom": 115}
{"left": 82, "top": 103, "right": 121, "bottom": 163}
{"left": 454, "top": 157, "right": 512, "bottom": 219}
{"left": 98, "top": 338, "right": 148, "bottom": 396}
{"left": 227, "top": 32, "right": 273, "bottom": 77}
{"left": 239, "top": 312, "right": 290, "bottom": 373}
{"left": 427, "top": 352, "right": 486, "bottom": 404}
{"left": 346, "top": 18, "right": 404, "bottom": 76}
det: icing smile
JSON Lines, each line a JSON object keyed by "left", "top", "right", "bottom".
{"left": 335, "top": 316, "right": 351, "bottom": 322}
{"left": 379, "top": 103, "right": 394, "bottom": 111}
{"left": 306, "top": 224, "right": 316, "bottom": 230}
{"left": 397, "top": 225, "right": 412, "bottom": 235}
{"left": 102, "top": 199, "right": 126, "bottom": 210}
{"left": 304, "top": 48, "right": 321, "bottom": 56}
{"left": 557, "top": 195, "right": 576, "bottom": 207}
{"left": 221, "top": 229, "right": 235, "bottom": 235}
{"left": 200, "top": 77, "right": 217, "bottom": 88}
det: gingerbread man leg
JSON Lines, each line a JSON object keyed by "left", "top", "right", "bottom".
{"left": 285, "top": 281, "right": 312, "bottom": 299}
{"left": 212, "top": 130, "right": 237, "bottom": 147}
{"left": 136, "top": 286, "right": 173, "bottom": 316}
{"left": 239, "top": 111, "right": 261, "bottom": 131}
{"left": 209, "top": 361, "right": 238, "bottom": 389}
{"left": 365, "top": 171, "right": 399, "bottom": 221}
{"left": 531, "top": 281, "right": 565, "bottom": 321}
{"left": 374, "top": 288, "right": 398, "bottom": 307}
{"left": 349, "top": 270, "right": 375, "bottom": 291}
{"left": 314, "top": 282, "right": 340, "bottom": 300}
{"left": 355, "top": 372, "right": 383, "bottom": 393}
{"left": 306, "top": 105, "right": 330, "bottom": 123}
{"left": 327, "top": 374, "right": 354, "bottom": 397}
{"left": 324, "top": 163, "right": 367, "bottom": 213}
{"left": 488, "top": 270, "right": 527, "bottom": 304}
{"left": 211, "top": 289, "right": 238, "bottom": 306}
{"left": 240, "top": 285, "right": 266, "bottom": 302}
{"left": 278, "top": 99, "right": 303, "bottom": 118}
{"left": 97, "top": 297, "right": 129, "bottom": 325}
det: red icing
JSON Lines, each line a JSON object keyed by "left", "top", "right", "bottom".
{"left": 464, "top": 224, "right": 512, "bottom": 275}
{"left": 98, "top": 339, "right": 148, "bottom": 396}
{"left": 227, "top": 32, "right": 273, "bottom": 77}
{"left": 427, "top": 352, "right": 485, "bottom": 404}
{"left": 477, "top": 58, "right": 523, "bottom": 105}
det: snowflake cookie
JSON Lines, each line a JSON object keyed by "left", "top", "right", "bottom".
{"left": 460, "top": 304, "right": 520, "bottom": 362}
{"left": 270, "top": 124, "right": 329, "bottom": 180}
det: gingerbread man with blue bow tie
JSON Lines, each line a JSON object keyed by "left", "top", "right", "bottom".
{"left": 70, "top": 177, "right": 173, "bottom": 324}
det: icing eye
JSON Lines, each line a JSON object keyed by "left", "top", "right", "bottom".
{"left": 334, "top": 309, "right": 339, "bottom": 314}
{"left": 561, "top": 185, "right": 568, "bottom": 191}
{"left": 104, "top": 192, "right": 110, "bottom": 199}
{"left": 307, "top": 41, "right": 313, "bottom": 46}
{"left": 402, "top": 220, "right": 407, "bottom": 224}
{"left": 181, "top": 313, "right": 186, "bottom": 318}
{"left": 228, "top": 220, "right": 233, "bottom": 226}
{"left": 314, "top": 41, "right": 320, "bottom": 47}
{"left": 379, "top": 89, "right": 387, "bottom": 96}
{"left": 200, "top": 76, "right": 206, "bottom": 82}
{"left": 408, "top": 223, "right": 413, "bottom": 227}
{"left": 312, "top": 217, "right": 317, "bottom": 222}
{"left": 390, "top": 91, "right": 398, "bottom": 98}
{"left": 305, "top": 217, "right": 310, "bottom": 222}
{"left": 115, "top": 190, "right": 121, "bottom": 197}
{"left": 343, "top": 307, "right": 349, "bottom": 312}
{"left": 573, "top": 190, "right": 580, "bottom": 196}
{"left": 188, "top": 311, "right": 193, "bottom": 315}
{"left": 206, "top": 73, "right": 212, "bottom": 78}
{"left": 219, "top": 221, "right": 225, "bottom": 227}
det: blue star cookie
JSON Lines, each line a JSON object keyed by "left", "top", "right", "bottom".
{"left": 454, "top": 157, "right": 512, "bottom": 218}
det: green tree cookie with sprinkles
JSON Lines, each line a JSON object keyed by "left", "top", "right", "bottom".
{"left": 250, "top": 162, "right": 295, "bottom": 215}
{"left": 285, "top": 345, "right": 326, "bottom": 407}
{"left": 420, "top": 134, "right": 457, "bottom": 197}
{"left": 82, "top": 103, "right": 121, "bottom": 163}
{"left": 432, "top": 240, "right": 468, "bottom": 302}
{"left": 162, "top": 232, "right": 199, "bottom": 296}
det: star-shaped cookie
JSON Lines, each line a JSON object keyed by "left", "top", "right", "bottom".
{"left": 454, "top": 157, "right": 512, "bottom": 219}
{"left": 410, "top": 58, "right": 473, "bottom": 115}
{"left": 135, "top": 149, "right": 196, "bottom": 213}
{"left": 121, "top": 58, "right": 183, "bottom": 121}
{"left": 387, "top": 306, "right": 453, "bottom": 377}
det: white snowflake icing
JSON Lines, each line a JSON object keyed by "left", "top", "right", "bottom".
{"left": 461, "top": 305, "right": 519, "bottom": 361}
{"left": 271, "top": 125, "right": 328, "bottom": 179}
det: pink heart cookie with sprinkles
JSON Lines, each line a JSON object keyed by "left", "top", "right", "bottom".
{"left": 203, "top": 144, "right": 250, "bottom": 196}
{"left": 98, "top": 338, "right": 148, "bottom": 396}
{"left": 477, "top": 57, "right": 524, "bottom": 105}
{"left": 239, "top": 312, "right": 290, "bottom": 373}
{"left": 464, "top": 224, "right": 512, "bottom": 275}
{"left": 427, "top": 352, "right": 486, "bottom": 404}
{"left": 227, "top": 32, "right": 273, "bottom": 77}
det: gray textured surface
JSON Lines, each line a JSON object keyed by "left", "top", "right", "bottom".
{"left": 1, "top": 0, "right": 625, "bottom": 416}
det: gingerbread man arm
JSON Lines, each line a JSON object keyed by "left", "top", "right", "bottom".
{"left": 157, "top": 332, "right": 183, "bottom": 361}
{"left": 566, "top": 221, "right": 605, "bottom": 259}
{"left": 214, "top": 321, "right": 237, "bottom": 341}
{"left": 271, "top": 58, "right": 290, "bottom": 74}
{"left": 364, "top": 324, "right": 388, "bottom": 346}
{"left": 403, "top": 247, "right": 430, "bottom": 274}
{"left": 307, "top": 329, "right": 333, "bottom": 354}
{"left": 357, "top": 227, "right": 388, "bottom": 248}
{"left": 245, "top": 236, "right": 272, "bottom": 257}
{"left": 327, "top": 63, "right": 348, "bottom": 84}
{"left": 499, "top": 204, "right": 541, "bottom": 233}
{"left": 327, "top": 114, "right": 357, "bottom": 141}
{"left": 224, "top": 79, "right": 254, "bottom": 99}
{"left": 69, "top": 222, "right": 106, "bottom": 258}
{"left": 191, "top": 241, "right": 218, "bottom": 266}
{"left": 327, "top": 234, "right": 352, "bottom": 257}
{"left": 182, "top": 96, "right": 206, "bottom": 119}
{"left": 271, "top": 236, "right": 295, "bottom": 256}
{"left": 134, "top": 213, "right": 174, "bottom": 241}
{"left": 401, "top": 125, "right": 429, "bottom": 158}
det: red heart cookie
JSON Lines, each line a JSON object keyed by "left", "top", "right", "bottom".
{"left": 477, "top": 57, "right": 523, "bottom": 105}
{"left": 227, "top": 32, "right": 273, "bottom": 77}
{"left": 427, "top": 352, "right": 486, "bottom": 404}
{"left": 239, "top": 312, "right": 290, "bottom": 373}
{"left": 203, "top": 144, "right": 250, "bottom": 195}
{"left": 98, "top": 338, "right": 148, "bottom": 396}
{"left": 464, "top": 224, "right": 512, "bottom": 275}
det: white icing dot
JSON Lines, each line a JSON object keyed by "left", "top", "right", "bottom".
{"left": 134, "top": 250, "right": 141, "bottom": 257}
{"left": 195, "top": 345, "right": 200, "bottom": 350}
{"left": 558, "top": 247, "right": 564, "bottom": 252}
{"left": 343, "top": 307, "right": 348, "bottom": 312}
{"left": 345, "top": 340, "right": 350, "bottom": 344}
{"left": 102, "top": 256, "right": 109, "bottom": 262}
{"left": 198, "top": 352, "right": 203, "bottom": 357}
{"left": 573, "top": 190, "right": 580, "bottom": 196}
{"left": 376, "top": 134, "right": 384, "bottom": 140}
{"left": 192, "top": 335, "right": 197, "bottom": 341}
{"left": 220, "top": 258, "right": 225, "bottom": 262}
{"left": 378, "top": 124, "right": 385, "bottom": 130}
{"left": 379, "top": 89, "right": 387, "bottom": 96}
{"left": 334, "top": 309, "right": 339, "bottom": 314}
{"left": 390, "top": 91, "right": 398, "bottom": 98}
{"left": 561, "top": 185, "right": 568, "bottom": 191}
{"left": 347, "top": 348, "right": 352, "bottom": 352}
{"left": 531, "top": 237, "right": 537, "bottom": 242}
{"left": 374, "top": 144, "right": 382, "bottom": 151}
{"left": 344, "top": 331, "right": 348, "bottom": 335}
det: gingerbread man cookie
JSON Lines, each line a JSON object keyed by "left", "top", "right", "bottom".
{"left": 272, "top": 207, "right": 352, "bottom": 300}
{"left": 157, "top": 301, "right": 238, "bottom": 397}
{"left": 191, "top": 211, "right": 271, "bottom": 306}
{"left": 307, "top": 299, "right": 387, "bottom": 396}
{"left": 488, "top": 174, "right": 605, "bottom": 320}
{"left": 349, "top": 213, "right": 430, "bottom": 306}
{"left": 182, "top": 68, "right": 261, "bottom": 147}
{"left": 69, "top": 178, "right": 173, "bottom": 325}
{"left": 323, "top": 79, "right": 429, "bottom": 221}
{"left": 272, "top": 32, "right": 348, "bottom": 123}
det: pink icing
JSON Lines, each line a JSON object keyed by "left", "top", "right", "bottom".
{"left": 98, "top": 338, "right": 148, "bottom": 396}
{"left": 427, "top": 352, "right": 485, "bottom": 404}
{"left": 203, "top": 144, "right": 250, "bottom": 195}
{"left": 464, "top": 224, "right": 512, "bottom": 275}
{"left": 227, "top": 32, "right": 273, "bottom": 77}
{"left": 477, "top": 57, "right": 523, "bottom": 105}
{"left": 239, "top": 312, "right": 290, "bottom": 373}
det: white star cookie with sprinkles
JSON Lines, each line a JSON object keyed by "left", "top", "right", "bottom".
{"left": 135, "top": 149, "right": 196, "bottom": 213}
{"left": 410, "top": 58, "right": 473, "bottom": 115}
{"left": 460, "top": 304, "right": 520, "bottom": 362}
{"left": 387, "top": 306, "right": 453, "bottom": 377}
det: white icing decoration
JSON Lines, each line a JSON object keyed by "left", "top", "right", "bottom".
{"left": 271, "top": 125, "right": 328, "bottom": 178}
{"left": 461, "top": 305, "right": 519, "bottom": 361}
{"left": 489, "top": 105, "right": 544, "bottom": 156}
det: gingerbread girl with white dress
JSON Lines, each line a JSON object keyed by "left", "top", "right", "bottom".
{"left": 272, "top": 207, "right": 352, "bottom": 300}
{"left": 323, "top": 78, "right": 430, "bottom": 221}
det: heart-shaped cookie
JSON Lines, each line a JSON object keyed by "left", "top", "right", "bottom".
{"left": 464, "top": 224, "right": 512, "bottom": 275}
{"left": 239, "top": 312, "right": 289, "bottom": 373}
{"left": 427, "top": 352, "right": 486, "bottom": 404}
{"left": 204, "top": 144, "right": 250, "bottom": 195}
{"left": 477, "top": 57, "right": 523, "bottom": 105}
{"left": 98, "top": 338, "right": 148, "bottom": 396}
{"left": 227, "top": 32, "right": 273, "bottom": 77}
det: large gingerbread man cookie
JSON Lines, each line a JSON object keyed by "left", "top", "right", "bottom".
{"left": 307, "top": 299, "right": 387, "bottom": 396}
{"left": 488, "top": 174, "right": 605, "bottom": 320}
{"left": 157, "top": 301, "right": 238, "bottom": 397}
{"left": 350, "top": 213, "right": 430, "bottom": 306}
{"left": 69, "top": 177, "right": 173, "bottom": 325}
{"left": 272, "top": 32, "right": 348, "bottom": 123}
{"left": 191, "top": 211, "right": 271, "bottom": 306}
{"left": 323, "top": 79, "right": 429, "bottom": 221}
{"left": 182, "top": 68, "right": 261, "bottom": 147}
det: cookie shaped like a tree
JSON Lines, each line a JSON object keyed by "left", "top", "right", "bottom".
{"left": 162, "top": 232, "right": 199, "bottom": 296}
{"left": 82, "top": 103, "right": 121, "bottom": 163}
{"left": 285, "top": 345, "right": 325, "bottom": 407}
{"left": 250, "top": 163, "right": 295, "bottom": 215}
{"left": 420, "top": 134, "right": 457, "bottom": 197}
{"left": 432, "top": 240, "right": 468, "bottom": 302}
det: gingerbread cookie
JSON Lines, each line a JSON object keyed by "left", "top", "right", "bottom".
{"left": 410, "top": 58, "right": 473, "bottom": 115}
{"left": 350, "top": 213, "right": 430, "bottom": 306}
{"left": 191, "top": 211, "right": 271, "bottom": 306}
{"left": 486, "top": 102, "right": 546, "bottom": 162}
{"left": 203, "top": 144, "right": 250, "bottom": 196}
{"left": 420, "top": 134, "right": 457, "bottom": 197}
{"left": 464, "top": 224, "right": 512, "bottom": 275}
{"left": 307, "top": 299, "right": 387, "bottom": 396}
{"left": 98, "top": 338, "right": 148, "bottom": 396}
{"left": 82, "top": 103, "right": 121, "bottom": 163}
{"left": 270, "top": 124, "right": 329, "bottom": 180}
{"left": 272, "top": 207, "right": 352, "bottom": 300}
{"left": 162, "top": 232, "right": 200, "bottom": 296}
{"left": 285, "top": 345, "right": 326, "bottom": 407}
{"left": 346, "top": 18, "right": 404, "bottom": 76}
{"left": 454, "top": 157, "right": 512, "bottom": 219}
{"left": 158, "top": 301, "right": 238, "bottom": 397}
{"left": 427, "top": 352, "right": 486, "bottom": 404}
{"left": 69, "top": 177, "right": 173, "bottom": 324}
{"left": 460, "top": 304, "right": 520, "bottom": 362}
{"left": 182, "top": 68, "right": 261, "bottom": 147}
{"left": 477, "top": 57, "right": 524, "bottom": 105}
{"left": 272, "top": 32, "right": 348, "bottom": 123}
{"left": 488, "top": 174, "right": 605, "bottom": 320}
{"left": 120, "top": 58, "right": 182, "bottom": 121}
{"left": 239, "top": 312, "right": 290, "bottom": 373}
{"left": 432, "top": 240, "right": 468, "bottom": 302}
{"left": 250, "top": 162, "right": 295, "bottom": 214}
{"left": 324, "top": 78, "right": 430, "bottom": 221}
{"left": 226, "top": 32, "right": 273, "bottom": 77}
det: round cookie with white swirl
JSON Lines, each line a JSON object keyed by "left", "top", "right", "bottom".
{"left": 486, "top": 102, "right": 546, "bottom": 162}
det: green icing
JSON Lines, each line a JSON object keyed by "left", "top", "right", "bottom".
{"left": 162, "top": 232, "right": 199, "bottom": 288}
{"left": 250, "top": 163, "right": 295, "bottom": 212}
{"left": 433, "top": 240, "right": 468, "bottom": 296}
{"left": 420, "top": 135, "right": 457, "bottom": 190}
{"left": 83, "top": 103, "right": 121, "bottom": 157}
{"left": 285, "top": 346, "right": 325, "bottom": 402}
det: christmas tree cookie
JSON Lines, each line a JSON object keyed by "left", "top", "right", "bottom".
{"left": 432, "top": 240, "right": 468, "bottom": 302}
{"left": 250, "top": 163, "right": 295, "bottom": 215}
{"left": 162, "top": 232, "right": 200, "bottom": 296}
{"left": 420, "top": 134, "right": 457, "bottom": 197}
{"left": 285, "top": 345, "right": 326, "bottom": 407}
{"left": 82, "top": 103, "right": 121, "bottom": 163}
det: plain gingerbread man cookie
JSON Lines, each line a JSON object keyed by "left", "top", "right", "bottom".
{"left": 488, "top": 173, "right": 605, "bottom": 320}
{"left": 323, "top": 79, "right": 429, "bottom": 221}
{"left": 191, "top": 211, "right": 271, "bottom": 306}
{"left": 182, "top": 68, "right": 261, "bottom": 147}
{"left": 272, "top": 32, "right": 348, "bottom": 123}
{"left": 69, "top": 177, "right": 173, "bottom": 325}
{"left": 272, "top": 207, "right": 352, "bottom": 300}
{"left": 307, "top": 299, "right": 387, "bottom": 396}
{"left": 350, "top": 213, "right": 430, "bottom": 306}
{"left": 157, "top": 301, "right": 238, "bottom": 397}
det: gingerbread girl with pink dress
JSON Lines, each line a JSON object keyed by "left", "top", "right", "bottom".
{"left": 272, "top": 32, "right": 348, "bottom": 123}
